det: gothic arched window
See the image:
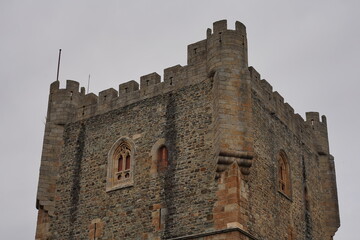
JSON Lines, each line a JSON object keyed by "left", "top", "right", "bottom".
{"left": 278, "top": 151, "right": 291, "bottom": 197}
{"left": 115, "top": 142, "right": 132, "bottom": 180}
{"left": 150, "top": 139, "right": 170, "bottom": 176}
{"left": 106, "top": 137, "right": 135, "bottom": 191}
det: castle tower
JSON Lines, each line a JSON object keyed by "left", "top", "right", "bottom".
{"left": 35, "top": 80, "right": 84, "bottom": 239}
{"left": 35, "top": 20, "right": 339, "bottom": 240}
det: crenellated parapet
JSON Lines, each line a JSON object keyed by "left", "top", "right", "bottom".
{"left": 47, "top": 20, "right": 252, "bottom": 126}
{"left": 205, "top": 20, "right": 248, "bottom": 72}
{"left": 48, "top": 63, "right": 204, "bottom": 122}
{"left": 249, "top": 66, "right": 331, "bottom": 152}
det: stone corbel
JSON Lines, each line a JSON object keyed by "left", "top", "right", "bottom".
{"left": 216, "top": 150, "right": 253, "bottom": 177}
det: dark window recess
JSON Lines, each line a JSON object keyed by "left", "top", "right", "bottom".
{"left": 278, "top": 151, "right": 291, "bottom": 197}
{"left": 158, "top": 146, "right": 169, "bottom": 170}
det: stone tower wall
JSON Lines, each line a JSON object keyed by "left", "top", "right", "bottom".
{"left": 248, "top": 66, "right": 340, "bottom": 239}
{"left": 35, "top": 20, "right": 340, "bottom": 240}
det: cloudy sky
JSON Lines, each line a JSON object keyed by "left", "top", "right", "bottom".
{"left": 1, "top": 0, "right": 359, "bottom": 239}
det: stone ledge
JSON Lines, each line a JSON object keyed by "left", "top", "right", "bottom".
{"left": 167, "top": 226, "right": 258, "bottom": 240}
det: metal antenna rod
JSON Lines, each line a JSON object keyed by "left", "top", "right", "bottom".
{"left": 56, "top": 49, "right": 62, "bottom": 81}
{"left": 87, "top": 74, "right": 91, "bottom": 94}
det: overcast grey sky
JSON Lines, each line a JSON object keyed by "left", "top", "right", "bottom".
{"left": 0, "top": 0, "right": 359, "bottom": 239}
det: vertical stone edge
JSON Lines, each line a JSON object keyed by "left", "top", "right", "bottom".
{"left": 35, "top": 81, "right": 79, "bottom": 239}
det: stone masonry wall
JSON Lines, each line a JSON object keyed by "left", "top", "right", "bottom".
{"left": 49, "top": 78, "right": 219, "bottom": 239}
{"left": 247, "top": 94, "right": 327, "bottom": 239}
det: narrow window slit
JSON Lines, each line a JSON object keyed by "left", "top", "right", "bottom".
{"left": 93, "top": 223, "right": 97, "bottom": 240}
{"left": 158, "top": 145, "right": 169, "bottom": 171}
{"left": 278, "top": 151, "right": 291, "bottom": 197}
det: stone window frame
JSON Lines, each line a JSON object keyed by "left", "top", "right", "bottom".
{"left": 106, "top": 136, "right": 135, "bottom": 192}
{"left": 287, "top": 225, "right": 295, "bottom": 240}
{"left": 150, "top": 138, "right": 169, "bottom": 177}
{"left": 88, "top": 218, "right": 104, "bottom": 239}
{"left": 277, "top": 150, "right": 292, "bottom": 198}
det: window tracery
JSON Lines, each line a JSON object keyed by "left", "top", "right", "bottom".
{"left": 114, "top": 141, "right": 132, "bottom": 181}
{"left": 106, "top": 137, "right": 135, "bottom": 191}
